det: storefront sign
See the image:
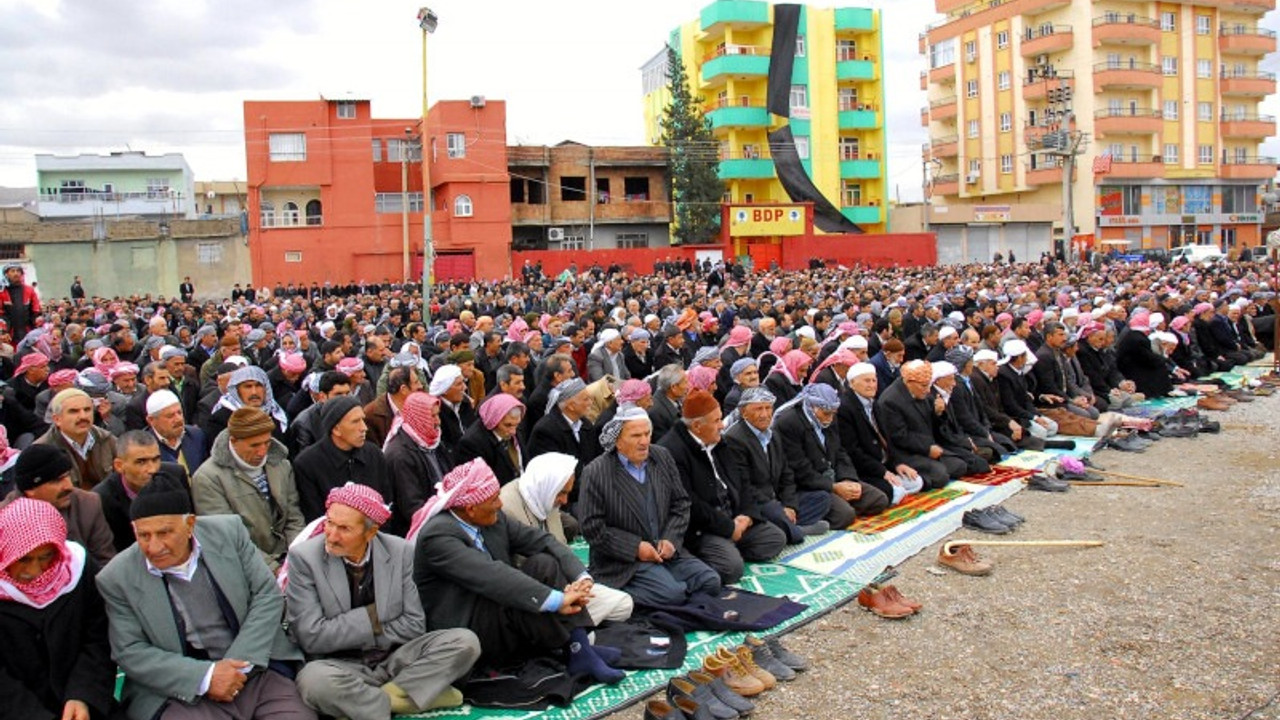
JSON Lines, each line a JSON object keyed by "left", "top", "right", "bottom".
{"left": 728, "top": 205, "right": 807, "bottom": 236}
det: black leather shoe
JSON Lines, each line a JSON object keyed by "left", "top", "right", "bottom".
{"left": 963, "top": 509, "right": 1012, "bottom": 534}
{"left": 988, "top": 505, "right": 1024, "bottom": 526}
{"left": 1027, "top": 474, "right": 1070, "bottom": 492}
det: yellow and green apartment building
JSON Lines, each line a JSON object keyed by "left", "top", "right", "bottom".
{"left": 642, "top": 0, "right": 889, "bottom": 249}
{"left": 921, "top": 0, "right": 1276, "bottom": 262}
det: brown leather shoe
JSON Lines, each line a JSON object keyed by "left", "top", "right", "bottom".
{"left": 729, "top": 646, "right": 777, "bottom": 690}
{"left": 938, "top": 543, "right": 993, "bottom": 576}
{"left": 702, "top": 653, "right": 766, "bottom": 697}
{"left": 878, "top": 584, "right": 922, "bottom": 612}
{"left": 1197, "top": 396, "right": 1230, "bottom": 411}
{"left": 856, "top": 587, "right": 914, "bottom": 619}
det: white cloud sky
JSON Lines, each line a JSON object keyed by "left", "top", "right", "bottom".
{"left": 0, "top": 0, "right": 1275, "bottom": 203}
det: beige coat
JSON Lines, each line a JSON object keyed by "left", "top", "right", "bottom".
{"left": 499, "top": 480, "right": 567, "bottom": 545}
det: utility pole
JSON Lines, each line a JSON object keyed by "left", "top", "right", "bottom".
{"left": 1027, "top": 64, "right": 1086, "bottom": 263}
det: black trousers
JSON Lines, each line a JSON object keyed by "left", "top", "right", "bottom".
{"left": 468, "top": 554, "right": 575, "bottom": 666}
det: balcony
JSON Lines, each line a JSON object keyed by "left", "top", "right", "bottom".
{"left": 927, "top": 136, "right": 959, "bottom": 158}
{"left": 834, "top": 7, "right": 875, "bottom": 32}
{"left": 1220, "top": 156, "right": 1277, "bottom": 179}
{"left": 718, "top": 156, "right": 776, "bottom": 180}
{"left": 929, "top": 63, "right": 956, "bottom": 85}
{"left": 36, "top": 190, "right": 193, "bottom": 220}
{"left": 928, "top": 96, "right": 958, "bottom": 122}
{"left": 1219, "top": 26, "right": 1277, "bottom": 55}
{"left": 707, "top": 101, "right": 771, "bottom": 130}
{"left": 1023, "top": 70, "right": 1073, "bottom": 100}
{"left": 1103, "top": 155, "right": 1166, "bottom": 178}
{"left": 1220, "top": 113, "right": 1276, "bottom": 138}
{"left": 933, "top": 173, "right": 960, "bottom": 195}
{"left": 1220, "top": 70, "right": 1277, "bottom": 96}
{"left": 700, "top": 0, "right": 769, "bottom": 32}
{"left": 836, "top": 55, "right": 878, "bottom": 81}
{"left": 838, "top": 109, "right": 879, "bottom": 130}
{"left": 840, "top": 159, "right": 881, "bottom": 179}
{"left": 1192, "top": 0, "right": 1273, "bottom": 13}
{"left": 1094, "top": 108, "right": 1163, "bottom": 135}
{"left": 1020, "top": 25, "right": 1073, "bottom": 57}
{"left": 1092, "top": 15, "right": 1160, "bottom": 45}
{"left": 1093, "top": 61, "right": 1162, "bottom": 89}
{"left": 702, "top": 45, "right": 771, "bottom": 83}
{"left": 1025, "top": 164, "right": 1063, "bottom": 186}
{"left": 841, "top": 205, "right": 882, "bottom": 224}
{"left": 937, "top": 0, "right": 1072, "bottom": 19}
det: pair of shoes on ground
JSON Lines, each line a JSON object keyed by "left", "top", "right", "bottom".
{"left": 962, "top": 505, "right": 1024, "bottom": 534}
{"left": 693, "top": 636, "right": 806, "bottom": 700}
{"left": 1197, "top": 395, "right": 1233, "bottom": 412}
{"left": 937, "top": 543, "right": 993, "bottom": 576}
{"left": 1098, "top": 430, "right": 1152, "bottom": 453}
{"left": 1026, "top": 473, "right": 1070, "bottom": 492}
{"left": 856, "top": 583, "right": 922, "bottom": 619}
{"left": 1173, "top": 408, "right": 1220, "bottom": 434}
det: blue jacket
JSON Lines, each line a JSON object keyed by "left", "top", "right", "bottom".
{"left": 157, "top": 425, "right": 208, "bottom": 473}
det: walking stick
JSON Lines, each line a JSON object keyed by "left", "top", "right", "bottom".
{"left": 1092, "top": 470, "right": 1185, "bottom": 487}
{"left": 943, "top": 539, "right": 1103, "bottom": 554}
{"left": 1066, "top": 479, "right": 1165, "bottom": 487}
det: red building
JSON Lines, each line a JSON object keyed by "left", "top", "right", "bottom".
{"left": 243, "top": 97, "right": 513, "bottom": 286}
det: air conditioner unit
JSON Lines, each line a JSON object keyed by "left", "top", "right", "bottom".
{"left": 547, "top": 227, "right": 565, "bottom": 241}
{"left": 1036, "top": 54, "right": 1049, "bottom": 66}
{"left": 966, "top": 173, "right": 980, "bottom": 184}
{"left": 470, "top": 95, "right": 486, "bottom": 108}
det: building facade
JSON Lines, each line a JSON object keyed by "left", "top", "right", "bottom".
{"left": 643, "top": 0, "right": 889, "bottom": 235}
{"left": 509, "top": 142, "right": 671, "bottom": 251}
{"left": 35, "top": 152, "right": 196, "bottom": 220}
{"left": 244, "top": 96, "right": 513, "bottom": 286}
{"left": 921, "top": 0, "right": 1276, "bottom": 260}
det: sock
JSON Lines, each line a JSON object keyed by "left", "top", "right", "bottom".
{"left": 592, "top": 644, "right": 623, "bottom": 666}
{"left": 381, "top": 682, "right": 420, "bottom": 715}
{"left": 567, "top": 628, "right": 625, "bottom": 685}
{"left": 425, "top": 686, "right": 465, "bottom": 709}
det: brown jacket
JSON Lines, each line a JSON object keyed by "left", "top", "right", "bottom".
{"left": 33, "top": 425, "right": 118, "bottom": 491}
{"left": 362, "top": 394, "right": 395, "bottom": 449}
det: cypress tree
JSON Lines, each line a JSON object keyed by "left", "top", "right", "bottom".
{"left": 660, "top": 44, "right": 725, "bottom": 246}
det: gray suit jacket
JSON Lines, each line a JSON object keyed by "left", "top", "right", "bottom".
{"left": 96, "top": 515, "right": 301, "bottom": 720}
{"left": 285, "top": 533, "right": 425, "bottom": 657}
{"left": 587, "top": 346, "right": 630, "bottom": 383}
{"left": 577, "top": 445, "right": 692, "bottom": 590}
{"left": 413, "top": 511, "right": 584, "bottom": 632}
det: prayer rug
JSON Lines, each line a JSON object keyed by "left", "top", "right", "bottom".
{"left": 847, "top": 487, "right": 969, "bottom": 535}
{"left": 961, "top": 465, "right": 1038, "bottom": 486}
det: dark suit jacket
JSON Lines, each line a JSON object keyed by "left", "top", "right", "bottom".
{"left": 995, "top": 364, "right": 1039, "bottom": 425}
{"left": 648, "top": 393, "right": 680, "bottom": 441}
{"left": 93, "top": 462, "right": 191, "bottom": 552}
{"left": 576, "top": 446, "right": 691, "bottom": 590}
{"left": 413, "top": 511, "right": 584, "bottom": 632}
{"left": 869, "top": 352, "right": 898, "bottom": 399}
{"left": 970, "top": 368, "right": 1015, "bottom": 433}
{"left": 1115, "top": 328, "right": 1173, "bottom": 397}
{"left": 658, "top": 422, "right": 758, "bottom": 547}
{"left": 875, "top": 378, "right": 940, "bottom": 460}
{"left": 528, "top": 407, "right": 598, "bottom": 482}
{"left": 157, "top": 426, "right": 208, "bottom": 473}
{"left": 950, "top": 379, "right": 993, "bottom": 440}
{"left": 837, "top": 389, "right": 893, "bottom": 490}
{"left": 292, "top": 438, "right": 391, "bottom": 524}
{"left": 455, "top": 422, "right": 523, "bottom": 486}
{"left": 723, "top": 420, "right": 798, "bottom": 510}
{"left": 774, "top": 404, "right": 857, "bottom": 493}
{"left": 362, "top": 394, "right": 395, "bottom": 449}
{"left": 384, "top": 431, "right": 451, "bottom": 532}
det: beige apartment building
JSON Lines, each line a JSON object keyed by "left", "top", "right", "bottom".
{"left": 920, "top": 0, "right": 1276, "bottom": 262}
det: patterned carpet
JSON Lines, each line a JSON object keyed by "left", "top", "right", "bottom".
{"left": 847, "top": 487, "right": 970, "bottom": 534}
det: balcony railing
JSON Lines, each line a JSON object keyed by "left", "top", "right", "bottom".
{"left": 1221, "top": 69, "right": 1276, "bottom": 80}
{"left": 836, "top": 48, "right": 878, "bottom": 62}
{"left": 703, "top": 43, "right": 769, "bottom": 63}
{"left": 42, "top": 190, "right": 184, "bottom": 202}
{"left": 1094, "top": 60, "right": 1161, "bottom": 73}
{"left": 1092, "top": 14, "right": 1159, "bottom": 28}
{"left": 1220, "top": 112, "right": 1276, "bottom": 122}
{"left": 1095, "top": 108, "right": 1162, "bottom": 118}
{"left": 1221, "top": 155, "right": 1276, "bottom": 165}
{"left": 261, "top": 214, "right": 322, "bottom": 228}
{"left": 1023, "top": 24, "right": 1072, "bottom": 40}
{"left": 1220, "top": 25, "right": 1276, "bottom": 37}
{"left": 930, "top": 96, "right": 958, "bottom": 108}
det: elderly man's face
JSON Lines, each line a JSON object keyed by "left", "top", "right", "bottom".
{"left": 615, "top": 418, "right": 652, "bottom": 464}
{"left": 935, "top": 375, "right": 957, "bottom": 393}
{"left": 25, "top": 473, "right": 75, "bottom": 511}
{"left": 236, "top": 380, "right": 265, "bottom": 407}
{"left": 444, "top": 376, "right": 467, "bottom": 403}
{"left": 494, "top": 410, "right": 522, "bottom": 440}
{"left": 6, "top": 542, "right": 58, "bottom": 583}
{"left": 54, "top": 394, "right": 95, "bottom": 439}
{"left": 688, "top": 407, "right": 723, "bottom": 445}
{"left": 903, "top": 376, "right": 932, "bottom": 400}
{"left": 740, "top": 401, "right": 773, "bottom": 432}
{"left": 850, "top": 373, "right": 878, "bottom": 399}
{"left": 736, "top": 365, "right": 760, "bottom": 388}
{"left": 324, "top": 503, "right": 379, "bottom": 563}
{"left": 811, "top": 405, "right": 836, "bottom": 427}
{"left": 133, "top": 514, "right": 196, "bottom": 570}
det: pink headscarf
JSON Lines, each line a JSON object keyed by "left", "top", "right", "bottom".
{"left": 616, "top": 379, "right": 652, "bottom": 404}
{"left": 479, "top": 394, "right": 524, "bottom": 431}
{"left": 326, "top": 483, "right": 392, "bottom": 526}
{"left": 0, "top": 498, "right": 85, "bottom": 609}
{"left": 770, "top": 349, "right": 813, "bottom": 386}
{"left": 769, "top": 336, "right": 793, "bottom": 355}
{"left": 687, "top": 365, "right": 718, "bottom": 392}
{"left": 722, "top": 325, "right": 752, "bottom": 350}
{"left": 506, "top": 318, "right": 529, "bottom": 344}
{"left": 386, "top": 391, "right": 441, "bottom": 450}
{"left": 91, "top": 347, "right": 120, "bottom": 374}
{"left": 809, "top": 348, "right": 859, "bottom": 384}
{"left": 407, "top": 458, "right": 501, "bottom": 539}
{"left": 47, "top": 369, "right": 78, "bottom": 389}
{"left": 0, "top": 427, "right": 19, "bottom": 470}
{"left": 1129, "top": 310, "right": 1151, "bottom": 333}
{"left": 1170, "top": 316, "right": 1190, "bottom": 332}
{"left": 995, "top": 313, "right": 1013, "bottom": 330}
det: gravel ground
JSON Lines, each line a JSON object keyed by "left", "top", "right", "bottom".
{"left": 617, "top": 386, "right": 1280, "bottom": 720}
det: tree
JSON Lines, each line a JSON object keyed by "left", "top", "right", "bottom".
{"left": 660, "top": 45, "right": 725, "bottom": 246}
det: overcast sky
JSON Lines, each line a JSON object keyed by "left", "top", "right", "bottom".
{"left": 0, "top": 0, "right": 1276, "bottom": 203}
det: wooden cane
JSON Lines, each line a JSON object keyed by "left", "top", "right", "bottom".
{"left": 1066, "top": 480, "right": 1164, "bottom": 487}
{"left": 1092, "top": 470, "right": 1185, "bottom": 487}
{"left": 943, "top": 539, "right": 1104, "bottom": 554}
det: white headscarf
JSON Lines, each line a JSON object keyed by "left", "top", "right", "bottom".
{"left": 516, "top": 452, "right": 576, "bottom": 522}
{"left": 429, "top": 364, "right": 463, "bottom": 396}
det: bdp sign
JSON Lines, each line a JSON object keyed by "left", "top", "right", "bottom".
{"left": 728, "top": 205, "right": 807, "bottom": 237}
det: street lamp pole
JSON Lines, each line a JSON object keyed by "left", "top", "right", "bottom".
{"left": 401, "top": 127, "right": 411, "bottom": 281}
{"left": 418, "top": 7, "right": 438, "bottom": 326}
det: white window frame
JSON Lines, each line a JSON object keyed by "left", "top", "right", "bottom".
{"left": 997, "top": 71, "right": 1010, "bottom": 90}
{"left": 1162, "top": 56, "right": 1178, "bottom": 75}
{"left": 1161, "top": 11, "right": 1176, "bottom": 31}
{"left": 268, "top": 133, "right": 306, "bottom": 162}
{"left": 1163, "top": 100, "right": 1178, "bottom": 120}
{"left": 1196, "top": 15, "right": 1210, "bottom": 35}
{"left": 1000, "top": 112, "right": 1012, "bottom": 132}
{"left": 1163, "top": 143, "right": 1179, "bottom": 163}
{"left": 842, "top": 181, "right": 863, "bottom": 207}
{"left": 336, "top": 101, "right": 356, "bottom": 119}
{"left": 446, "top": 132, "right": 466, "bottom": 159}
{"left": 1198, "top": 145, "right": 1213, "bottom": 163}
{"left": 967, "top": 119, "right": 979, "bottom": 138}
{"left": 789, "top": 85, "right": 808, "bottom": 111}
{"left": 1000, "top": 154, "right": 1013, "bottom": 174}
{"left": 966, "top": 79, "right": 979, "bottom": 98}
{"left": 794, "top": 35, "right": 805, "bottom": 57}
{"left": 838, "top": 87, "right": 859, "bottom": 111}
{"left": 839, "top": 137, "right": 860, "bottom": 160}
{"left": 453, "top": 194, "right": 473, "bottom": 217}
{"left": 1198, "top": 102, "right": 1213, "bottom": 121}
{"left": 196, "top": 242, "right": 222, "bottom": 265}
{"left": 964, "top": 40, "right": 976, "bottom": 62}
{"left": 996, "top": 31, "right": 1008, "bottom": 49}
{"left": 616, "top": 233, "right": 649, "bottom": 249}
{"left": 794, "top": 136, "right": 810, "bottom": 160}
{"left": 968, "top": 158, "right": 981, "bottom": 175}
{"left": 559, "top": 235, "right": 585, "bottom": 251}
{"left": 284, "top": 251, "right": 303, "bottom": 263}
{"left": 1196, "top": 59, "right": 1211, "bottom": 79}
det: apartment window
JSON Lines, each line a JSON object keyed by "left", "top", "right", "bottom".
{"left": 559, "top": 235, "right": 585, "bottom": 251}
{"left": 838, "top": 88, "right": 859, "bottom": 111}
{"left": 794, "top": 136, "right": 810, "bottom": 160}
{"left": 1198, "top": 102, "right": 1213, "bottom": 121}
{"left": 1196, "top": 15, "right": 1211, "bottom": 34}
{"left": 964, "top": 40, "right": 976, "bottom": 61}
{"left": 1197, "top": 59, "right": 1211, "bottom": 79}
{"left": 371, "top": 139, "right": 382, "bottom": 162}
{"left": 837, "top": 39, "right": 857, "bottom": 61}
{"left": 1162, "top": 56, "right": 1178, "bottom": 75}
{"left": 997, "top": 71, "right": 1010, "bottom": 90}
{"left": 336, "top": 101, "right": 357, "bottom": 119}
{"left": 1234, "top": 147, "right": 1248, "bottom": 163}
{"left": 1000, "top": 154, "right": 1013, "bottom": 174}
{"left": 196, "top": 242, "right": 222, "bottom": 265}
{"left": 284, "top": 252, "right": 303, "bottom": 263}
{"left": 268, "top": 133, "right": 306, "bottom": 162}
{"left": 789, "top": 85, "right": 808, "bottom": 111}
{"left": 387, "top": 138, "right": 421, "bottom": 162}
{"left": 1198, "top": 145, "right": 1214, "bottom": 164}
{"left": 966, "top": 79, "right": 979, "bottom": 97}
{"left": 839, "top": 137, "right": 860, "bottom": 160}
{"left": 1222, "top": 228, "right": 1237, "bottom": 248}
{"left": 146, "top": 178, "right": 170, "bottom": 197}
{"left": 561, "top": 176, "right": 587, "bottom": 201}
{"left": 1163, "top": 143, "right": 1179, "bottom": 163}
{"left": 1000, "top": 112, "right": 1012, "bottom": 132}
{"left": 967, "top": 119, "right": 979, "bottom": 138}
{"left": 616, "top": 233, "right": 649, "bottom": 249}
{"left": 1223, "top": 186, "right": 1258, "bottom": 212}
{"left": 795, "top": 35, "right": 805, "bottom": 57}
{"left": 1161, "top": 11, "right": 1175, "bottom": 31}
{"left": 1163, "top": 100, "right": 1178, "bottom": 120}
{"left": 1185, "top": 186, "right": 1211, "bottom": 213}
{"left": 374, "top": 192, "right": 424, "bottom": 213}
{"left": 453, "top": 194, "right": 473, "bottom": 217}
{"left": 929, "top": 38, "right": 955, "bottom": 68}
{"left": 968, "top": 159, "right": 981, "bottom": 175}
{"left": 446, "top": 132, "right": 466, "bottom": 159}
{"left": 996, "top": 30, "right": 1008, "bottom": 49}
{"left": 842, "top": 182, "right": 862, "bottom": 207}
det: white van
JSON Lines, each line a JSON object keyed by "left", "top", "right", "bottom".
{"left": 1168, "top": 244, "right": 1227, "bottom": 264}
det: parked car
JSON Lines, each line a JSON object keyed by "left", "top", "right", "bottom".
{"left": 1168, "top": 244, "right": 1227, "bottom": 264}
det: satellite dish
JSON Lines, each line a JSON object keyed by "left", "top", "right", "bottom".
{"left": 1267, "top": 229, "right": 1280, "bottom": 249}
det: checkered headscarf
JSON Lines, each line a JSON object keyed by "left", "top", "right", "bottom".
{"left": 0, "top": 498, "right": 85, "bottom": 609}
{"left": 407, "top": 458, "right": 500, "bottom": 540}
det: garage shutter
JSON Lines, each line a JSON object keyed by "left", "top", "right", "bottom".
{"left": 434, "top": 252, "right": 475, "bottom": 282}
